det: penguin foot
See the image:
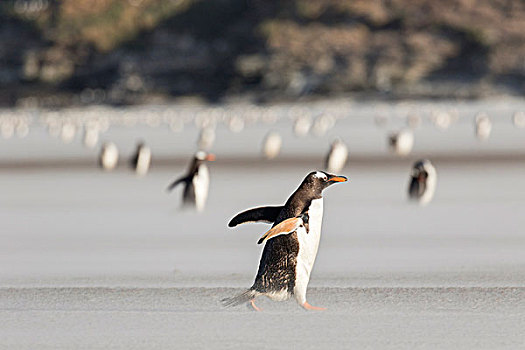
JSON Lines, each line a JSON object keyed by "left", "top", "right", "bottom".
{"left": 302, "top": 302, "right": 326, "bottom": 311}
{"left": 249, "top": 299, "right": 263, "bottom": 312}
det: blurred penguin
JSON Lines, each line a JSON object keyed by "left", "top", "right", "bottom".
{"left": 475, "top": 113, "right": 492, "bottom": 140}
{"left": 325, "top": 138, "right": 348, "bottom": 173}
{"left": 83, "top": 126, "right": 99, "bottom": 149}
{"left": 293, "top": 116, "right": 311, "bottom": 137}
{"left": 166, "top": 151, "right": 215, "bottom": 212}
{"left": 99, "top": 142, "right": 119, "bottom": 171}
{"left": 130, "top": 141, "right": 152, "bottom": 176}
{"left": 408, "top": 159, "right": 437, "bottom": 205}
{"left": 388, "top": 129, "right": 414, "bottom": 157}
{"left": 262, "top": 131, "right": 282, "bottom": 160}
{"left": 60, "top": 123, "right": 76, "bottom": 143}
{"left": 512, "top": 111, "right": 525, "bottom": 128}
{"left": 198, "top": 127, "right": 215, "bottom": 150}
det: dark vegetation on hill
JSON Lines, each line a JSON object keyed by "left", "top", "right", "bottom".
{"left": 1, "top": 0, "right": 524, "bottom": 107}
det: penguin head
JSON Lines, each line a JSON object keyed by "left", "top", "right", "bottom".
{"left": 411, "top": 159, "right": 434, "bottom": 183}
{"left": 301, "top": 171, "right": 347, "bottom": 196}
{"left": 194, "top": 151, "right": 216, "bottom": 163}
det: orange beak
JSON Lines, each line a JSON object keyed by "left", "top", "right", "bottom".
{"left": 329, "top": 176, "right": 347, "bottom": 182}
{"left": 206, "top": 154, "right": 216, "bottom": 161}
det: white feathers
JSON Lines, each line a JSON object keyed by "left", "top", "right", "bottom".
{"left": 193, "top": 164, "right": 210, "bottom": 212}
{"left": 313, "top": 171, "right": 328, "bottom": 180}
{"left": 294, "top": 198, "right": 323, "bottom": 305}
{"left": 134, "top": 144, "right": 152, "bottom": 176}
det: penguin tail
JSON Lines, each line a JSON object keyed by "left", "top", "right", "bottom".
{"left": 221, "top": 289, "right": 258, "bottom": 308}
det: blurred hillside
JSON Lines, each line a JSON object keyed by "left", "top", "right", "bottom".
{"left": 1, "top": 0, "right": 524, "bottom": 107}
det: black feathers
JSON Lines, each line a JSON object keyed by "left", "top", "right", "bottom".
{"left": 228, "top": 206, "right": 283, "bottom": 227}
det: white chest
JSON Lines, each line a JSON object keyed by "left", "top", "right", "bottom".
{"left": 192, "top": 164, "right": 210, "bottom": 211}
{"left": 136, "top": 147, "right": 151, "bottom": 176}
{"left": 297, "top": 198, "right": 323, "bottom": 272}
{"left": 293, "top": 198, "right": 323, "bottom": 303}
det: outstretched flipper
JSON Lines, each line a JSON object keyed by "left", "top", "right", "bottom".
{"left": 257, "top": 216, "right": 305, "bottom": 244}
{"left": 166, "top": 176, "right": 189, "bottom": 192}
{"left": 228, "top": 206, "right": 283, "bottom": 227}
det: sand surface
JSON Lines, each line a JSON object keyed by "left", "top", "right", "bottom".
{"left": 1, "top": 101, "right": 525, "bottom": 348}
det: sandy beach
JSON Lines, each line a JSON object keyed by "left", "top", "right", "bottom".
{"left": 1, "top": 101, "right": 525, "bottom": 348}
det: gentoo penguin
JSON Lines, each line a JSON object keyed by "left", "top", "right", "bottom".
{"left": 475, "top": 113, "right": 492, "bottom": 140}
{"left": 166, "top": 151, "right": 215, "bottom": 212}
{"left": 408, "top": 159, "right": 437, "bottom": 205}
{"left": 130, "top": 141, "right": 152, "bottom": 176}
{"left": 83, "top": 126, "right": 99, "bottom": 149}
{"left": 262, "top": 131, "right": 282, "bottom": 160}
{"left": 512, "top": 111, "right": 525, "bottom": 128}
{"left": 325, "top": 138, "right": 348, "bottom": 173}
{"left": 293, "top": 116, "right": 311, "bottom": 137}
{"left": 222, "top": 171, "right": 347, "bottom": 311}
{"left": 60, "top": 122, "right": 76, "bottom": 144}
{"left": 198, "top": 127, "right": 215, "bottom": 150}
{"left": 388, "top": 129, "right": 414, "bottom": 156}
{"left": 99, "top": 142, "right": 119, "bottom": 171}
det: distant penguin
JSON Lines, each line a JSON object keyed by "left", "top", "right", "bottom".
{"left": 198, "top": 127, "right": 215, "bottom": 150}
{"left": 293, "top": 116, "right": 311, "bottom": 137}
{"left": 83, "top": 126, "right": 99, "bottom": 149}
{"left": 325, "top": 139, "right": 348, "bottom": 173}
{"left": 166, "top": 151, "right": 215, "bottom": 212}
{"left": 60, "top": 123, "right": 76, "bottom": 143}
{"left": 223, "top": 171, "right": 347, "bottom": 311}
{"left": 130, "top": 141, "right": 152, "bottom": 176}
{"left": 512, "top": 111, "right": 525, "bottom": 128}
{"left": 408, "top": 159, "right": 437, "bottom": 205}
{"left": 432, "top": 112, "right": 451, "bottom": 130}
{"left": 15, "top": 121, "right": 29, "bottom": 138}
{"left": 99, "top": 142, "right": 119, "bottom": 171}
{"left": 1, "top": 120, "right": 14, "bottom": 139}
{"left": 388, "top": 129, "right": 414, "bottom": 156}
{"left": 262, "top": 131, "right": 282, "bottom": 160}
{"left": 475, "top": 113, "right": 492, "bottom": 140}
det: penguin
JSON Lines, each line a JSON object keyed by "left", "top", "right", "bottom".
{"left": 512, "top": 111, "right": 525, "bottom": 128}
{"left": 60, "top": 122, "right": 76, "bottom": 144}
{"left": 222, "top": 171, "right": 347, "bottom": 311}
{"left": 325, "top": 138, "right": 348, "bottom": 173}
{"left": 197, "top": 127, "right": 215, "bottom": 150}
{"left": 99, "top": 142, "right": 119, "bottom": 171}
{"left": 408, "top": 159, "right": 437, "bottom": 205}
{"left": 83, "top": 126, "right": 99, "bottom": 149}
{"left": 166, "top": 151, "right": 215, "bottom": 212}
{"left": 475, "top": 113, "right": 492, "bottom": 140}
{"left": 130, "top": 141, "right": 152, "bottom": 176}
{"left": 262, "top": 131, "right": 282, "bottom": 160}
{"left": 388, "top": 129, "right": 414, "bottom": 156}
